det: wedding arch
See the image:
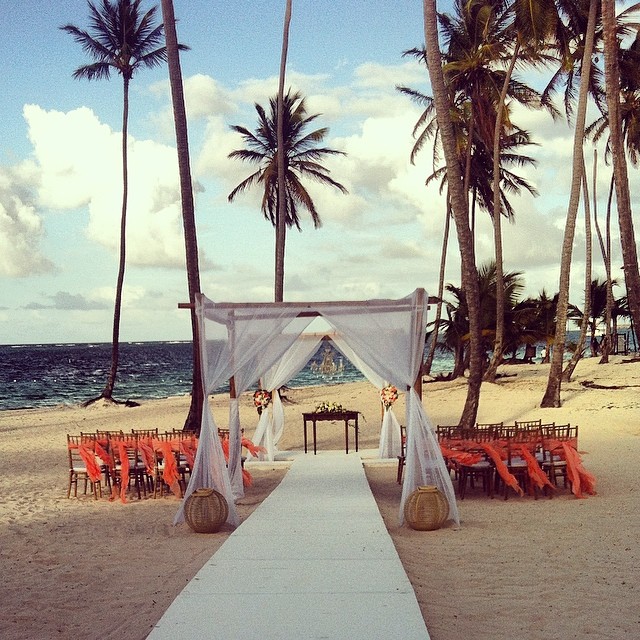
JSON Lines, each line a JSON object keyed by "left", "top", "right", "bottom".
{"left": 174, "top": 289, "right": 459, "bottom": 528}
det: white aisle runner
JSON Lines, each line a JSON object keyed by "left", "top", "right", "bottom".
{"left": 148, "top": 452, "right": 430, "bottom": 640}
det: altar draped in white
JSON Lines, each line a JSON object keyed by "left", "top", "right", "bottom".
{"left": 173, "top": 289, "right": 460, "bottom": 528}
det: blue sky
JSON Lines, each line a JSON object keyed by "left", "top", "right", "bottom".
{"left": 0, "top": 1, "right": 633, "bottom": 344}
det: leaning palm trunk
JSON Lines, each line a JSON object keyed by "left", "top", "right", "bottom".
{"left": 563, "top": 156, "right": 592, "bottom": 381}
{"left": 593, "top": 153, "right": 613, "bottom": 363}
{"left": 601, "top": 0, "right": 640, "bottom": 344}
{"left": 485, "top": 45, "right": 519, "bottom": 382}
{"left": 160, "top": 0, "right": 203, "bottom": 431}
{"left": 102, "top": 76, "right": 130, "bottom": 401}
{"left": 275, "top": 0, "right": 292, "bottom": 302}
{"left": 541, "top": 0, "right": 597, "bottom": 408}
{"left": 423, "top": 199, "right": 451, "bottom": 375}
{"left": 424, "top": 0, "right": 483, "bottom": 427}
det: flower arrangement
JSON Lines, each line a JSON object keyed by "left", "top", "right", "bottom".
{"left": 380, "top": 384, "right": 398, "bottom": 409}
{"left": 314, "top": 401, "right": 344, "bottom": 413}
{"left": 253, "top": 389, "right": 272, "bottom": 410}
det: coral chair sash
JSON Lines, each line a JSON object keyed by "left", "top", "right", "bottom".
{"left": 479, "top": 443, "right": 524, "bottom": 496}
{"left": 154, "top": 440, "right": 181, "bottom": 497}
{"left": 561, "top": 443, "right": 597, "bottom": 498}
{"left": 69, "top": 442, "right": 102, "bottom": 484}
{"left": 516, "top": 445, "right": 555, "bottom": 492}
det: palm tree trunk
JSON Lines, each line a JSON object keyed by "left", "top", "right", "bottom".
{"left": 161, "top": 0, "right": 204, "bottom": 432}
{"left": 593, "top": 153, "right": 613, "bottom": 363}
{"left": 275, "top": 0, "right": 292, "bottom": 303}
{"left": 563, "top": 155, "right": 592, "bottom": 381}
{"left": 541, "top": 0, "right": 597, "bottom": 408}
{"left": 423, "top": 0, "right": 482, "bottom": 427}
{"left": 423, "top": 198, "right": 451, "bottom": 375}
{"left": 485, "top": 44, "right": 519, "bottom": 382}
{"left": 601, "top": 0, "right": 640, "bottom": 345}
{"left": 102, "top": 75, "right": 130, "bottom": 401}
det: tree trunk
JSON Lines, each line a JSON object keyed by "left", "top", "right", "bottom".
{"left": 275, "top": 0, "right": 292, "bottom": 302}
{"left": 541, "top": 0, "right": 597, "bottom": 407}
{"left": 423, "top": 0, "right": 482, "bottom": 427}
{"left": 485, "top": 44, "right": 519, "bottom": 382}
{"left": 161, "top": 0, "right": 204, "bottom": 432}
{"left": 102, "top": 75, "right": 130, "bottom": 402}
{"left": 593, "top": 153, "right": 613, "bottom": 363}
{"left": 423, "top": 198, "right": 451, "bottom": 375}
{"left": 602, "top": 0, "right": 640, "bottom": 345}
{"left": 563, "top": 156, "right": 592, "bottom": 381}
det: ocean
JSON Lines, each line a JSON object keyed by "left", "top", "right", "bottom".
{"left": 0, "top": 341, "right": 457, "bottom": 411}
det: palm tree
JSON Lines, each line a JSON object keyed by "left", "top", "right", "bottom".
{"left": 61, "top": 0, "right": 169, "bottom": 403}
{"left": 159, "top": 0, "right": 202, "bottom": 432}
{"left": 275, "top": 0, "right": 293, "bottom": 303}
{"left": 600, "top": 1, "right": 640, "bottom": 350}
{"left": 485, "top": 0, "right": 562, "bottom": 381}
{"left": 563, "top": 157, "right": 593, "bottom": 381}
{"left": 423, "top": 0, "right": 483, "bottom": 428}
{"left": 428, "top": 261, "right": 525, "bottom": 377}
{"left": 228, "top": 91, "right": 347, "bottom": 295}
{"left": 541, "top": 0, "right": 599, "bottom": 408}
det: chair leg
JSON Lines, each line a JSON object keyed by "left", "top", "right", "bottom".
{"left": 67, "top": 471, "right": 76, "bottom": 498}
{"left": 396, "top": 456, "right": 405, "bottom": 484}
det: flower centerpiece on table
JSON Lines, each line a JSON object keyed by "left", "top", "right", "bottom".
{"left": 380, "top": 384, "right": 398, "bottom": 409}
{"left": 314, "top": 401, "right": 344, "bottom": 414}
{"left": 253, "top": 389, "right": 272, "bottom": 415}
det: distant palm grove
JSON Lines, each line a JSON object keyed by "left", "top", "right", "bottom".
{"left": 417, "top": 0, "right": 640, "bottom": 426}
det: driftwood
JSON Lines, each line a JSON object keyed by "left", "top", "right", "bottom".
{"left": 580, "top": 379, "right": 640, "bottom": 390}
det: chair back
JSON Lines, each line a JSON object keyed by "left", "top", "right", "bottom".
{"left": 514, "top": 419, "right": 542, "bottom": 429}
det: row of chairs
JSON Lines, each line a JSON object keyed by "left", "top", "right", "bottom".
{"left": 396, "top": 420, "right": 577, "bottom": 499}
{"left": 436, "top": 420, "right": 577, "bottom": 499}
{"left": 66, "top": 428, "right": 197, "bottom": 501}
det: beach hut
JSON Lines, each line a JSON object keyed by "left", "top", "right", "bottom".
{"left": 174, "top": 289, "right": 459, "bottom": 528}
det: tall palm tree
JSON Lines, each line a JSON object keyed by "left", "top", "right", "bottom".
{"left": 159, "top": 0, "right": 202, "bottom": 432}
{"left": 275, "top": 0, "right": 293, "bottom": 303}
{"left": 600, "top": 0, "right": 640, "bottom": 350}
{"left": 61, "top": 0, "right": 168, "bottom": 403}
{"left": 423, "top": 0, "right": 483, "bottom": 428}
{"left": 228, "top": 91, "right": 347, "bottom": 294}
{"left": 485, "top": 0, "right": 562, "bottom": 381}
{"left": 541, "top": 0, "right": 599, "bottom": 408}
{"left": 563, "top": 156, "right": 593, "bottom": 381}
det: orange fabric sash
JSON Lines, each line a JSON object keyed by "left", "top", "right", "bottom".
{"left": 439, "top": 445, "right": 483, "bottom": 466}
{"left": 155, "top": 441, "right": 181, "bottom": 497}
{"left": 137, "top": 442, "right": 155, "bottom": 476}
{"left": 561, "top": 443, "right": 597, "bottom": 498}
{"left": 220, "top": 436, "right": 261, "bottom": 487}
{"left": 112, "top": 441, "right": 130, "bottom": 503}
{"left": 179, "top": 439, "right": 197, "bottom": 470}
{"left": 516, "top": 445, "right": 555, "bottom": 492}
{"left": 479, "top": 443, "right": 524, "bottom": 496}
{"left": 69, "top": 442, "right": 102, "bottom": 484}
{"left": 93, "top": 441, "right": 111, "bottom": 467}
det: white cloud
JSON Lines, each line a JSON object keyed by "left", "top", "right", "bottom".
{"left": 0, "top": 164, "right": 53, "bottom": 277}
{"left": 23, "top": 104, "right": 211, "bottom": 269}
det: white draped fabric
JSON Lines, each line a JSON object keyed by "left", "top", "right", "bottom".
{"left": 174, "top": 298, "right": 313, "bottom": 525}
{"left": 330, "top": 336, "right": 402, "bottom": 458}
{"left": 252, "top": 334, "right": 324, "bottom": 461}
{"left": 175, "top": 289, "right": 459, "bottom": 528}
{"left": 379, "top": 408, "right": 403, "bottom": 458}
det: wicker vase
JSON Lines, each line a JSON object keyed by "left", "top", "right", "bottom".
{"left": 184, "top": 488, "right": 229, "bottom": 533}
{"left": 404, "top": 485, "right": 449, "bottom": 531}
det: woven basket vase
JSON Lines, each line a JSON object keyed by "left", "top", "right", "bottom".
{"left": 404, "top": 485, "right": 449, "bottom": 531}
{"left": 184, "top": 488, "right": 229, "bottom": 533}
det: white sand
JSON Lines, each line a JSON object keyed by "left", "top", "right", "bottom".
{"left": 0, "top": 356, "right": 638, "bottom": 639}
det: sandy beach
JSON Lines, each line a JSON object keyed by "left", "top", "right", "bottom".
{"left": 0, "top": 356, "right": 638, "bottom": 639}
